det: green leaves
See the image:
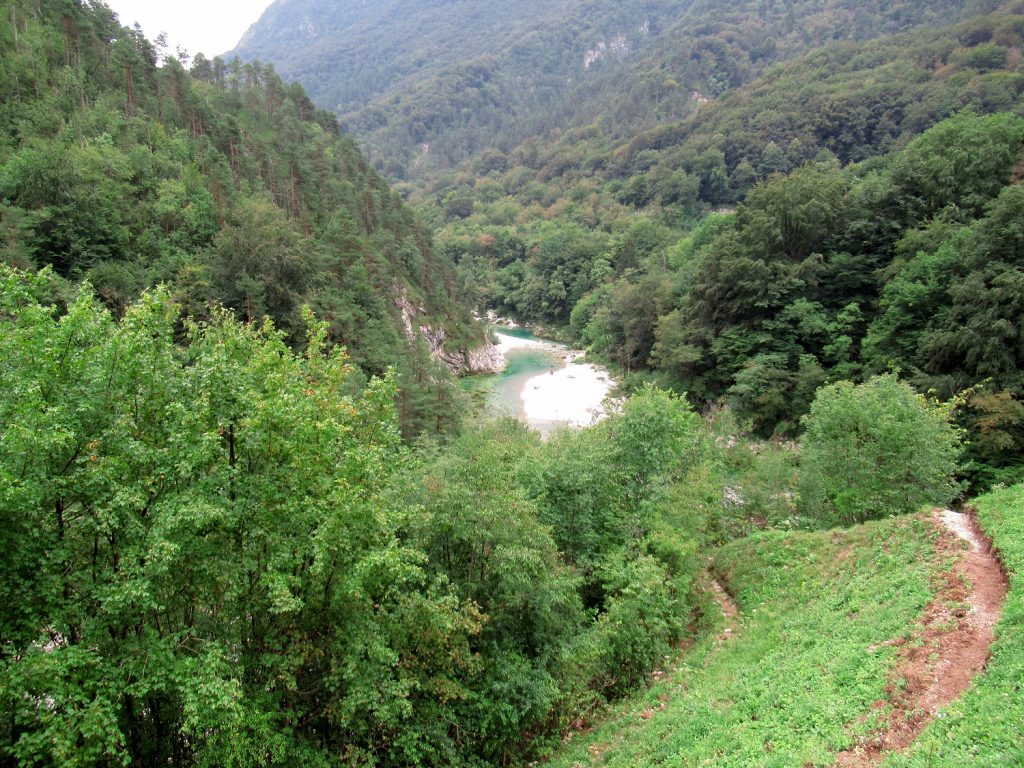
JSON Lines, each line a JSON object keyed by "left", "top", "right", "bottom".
{"left": 799, "top": 375, "right": 962, "bottom": 525}
{"left": 5, "top": 645, "right": 130, "bottom": 768}
{"left": 888, "top": 111, "right": 1024, "bottom": 221}
{"left": 0, "top": 268, "right": 473, "bottom": 766}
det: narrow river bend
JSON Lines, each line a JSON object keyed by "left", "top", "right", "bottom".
{"left": 462, "top": 328, "right": 614, "bottom": 436}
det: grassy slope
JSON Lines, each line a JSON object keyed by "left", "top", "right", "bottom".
{"left": 887, "top": 486, "right": 1024, "bottom": 767}
{"left": 547, "top": 514, "right": 943, "bottom": 767}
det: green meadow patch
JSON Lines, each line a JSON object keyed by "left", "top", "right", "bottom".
{"left": 546, "top": 515, "right": 942, "bottom": 767}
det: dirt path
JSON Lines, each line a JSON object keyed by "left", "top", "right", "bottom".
{"left": 707, "top": 575, "right": 740, "bottom": 646}
{"left": 834, "top": 508, "right": 1008, "bottom": 767}
{"left": 634, "top": 574, "right": 739, "bottom": 725}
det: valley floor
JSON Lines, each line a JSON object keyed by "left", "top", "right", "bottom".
{"left": 546, "top": 505, "right": 1017, "bottom": 767}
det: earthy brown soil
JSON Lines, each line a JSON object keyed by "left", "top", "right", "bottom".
{"left": 707, "top": 575, "right": 740, "bottom": 645}
{"left": 833, "top": 509, "right": 1008, "bottom": 767}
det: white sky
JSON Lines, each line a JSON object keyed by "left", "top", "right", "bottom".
{"left": 103, "top": 0, "right": 272, "bottom": 59}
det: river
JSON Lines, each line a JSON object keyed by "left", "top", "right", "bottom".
{"left": 461, "top": 328, "right": 614, "bottom": 436}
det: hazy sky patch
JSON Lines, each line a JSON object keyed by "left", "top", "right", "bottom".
{"left": 103, "top": 0, "right": 271, "bottom": 60}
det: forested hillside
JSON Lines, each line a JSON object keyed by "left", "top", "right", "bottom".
{"left": 5, "top": 1, "right": 1024, "bottom": 766}
{"left": 424, "top": 9, "right": 1024, "bottom": 488}
{"left": 229, "top": 0, "right": 696, "bottom": 178}
{"left": 230, "top": 0, "right": 987, "bottom": 181}
{"left": 0, "top": 0, "right": 484, "bottom": 438}
{"left": 229, "top": 0, "right": 1024, "bottom": 485}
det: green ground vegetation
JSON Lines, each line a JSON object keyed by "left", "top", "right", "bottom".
{"left": 546, "top": 514, "right": 943, "bottom": 767}
{"left": 546, "top": 475, "right": 1024, "bottom": 768}
{"left": 887, "top": 483, "right": 1024, "bottom": 767}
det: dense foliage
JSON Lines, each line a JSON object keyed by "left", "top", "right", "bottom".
{"left": 799, "top": 375, "right": 961, "bottom": 526}
{"left": 222, "top": 0, "right": 1024, "bottom": 483}
{"left": 0, "top": 269, "right": 722, "bottom": 766}
{"left": 395, "top": 389, "right": 708, "bottom": 762}
{"left": 0, "top": 269, "right": 431, "bottom": 766}
{"left": 0, "top": 0, "right": 482, "bottom": 439}
{"left": 428, "top": 10, "right": 1024, "bottom": 316}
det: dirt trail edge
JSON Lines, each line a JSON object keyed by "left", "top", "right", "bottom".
{"left": 632, "top": 574, "right": 739, "bottom": 726}
{"left": 834, "top": 508, "right": 1008, "bottom": 767}
{"left": 707, "top": 576, "right": 740, "bottom": 646}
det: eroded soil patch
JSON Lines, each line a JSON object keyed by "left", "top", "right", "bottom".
{"left": 834, "top": 509, "right": 1008, "bottom": 767}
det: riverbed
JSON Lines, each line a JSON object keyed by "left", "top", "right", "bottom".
{"left": 462, "top": 328, "right": 614, "bottom": 436}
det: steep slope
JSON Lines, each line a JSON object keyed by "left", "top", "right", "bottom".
{"left": 229, "top": 0, "right": 990, "bottom": 181}
{"left": 0, "top": 0, "right": 488, "bottom": 437}
{"left": 420, "top": 7, "right": 1024, "bottom": 230}
{"left": 229, "top": 0, "right": 591, "bottom": 114}
{"left": 889, "top": 486, "right": 1024, "bottom": 766}
{"left": 548, "top": 509, "right": 1009, "bottom": 767}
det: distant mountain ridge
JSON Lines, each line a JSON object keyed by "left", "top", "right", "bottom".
{"left": 227, "top": 0, "right": 994, "bottom": 181}
{"left": 227, "top": 0, "right": 703, "bottom": 177}
{"left": 231, "top": 0, "right": 585, "bottom": 114}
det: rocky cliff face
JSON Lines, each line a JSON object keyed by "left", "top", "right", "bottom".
{"left": 466, "top": 343, "right": 506, "bottom": 374}
{"left": 420, "top": 325, "right": 505, "bottom": 375}
{"left": 395, "top": 288, "right": 505, "bottom": 376}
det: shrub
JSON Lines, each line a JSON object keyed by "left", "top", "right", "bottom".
{"left": 799, "top": 374, "right": 961, "bottom": 525}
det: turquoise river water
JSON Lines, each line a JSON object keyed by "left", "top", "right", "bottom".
{"left": 460, "top": 328, "right": 569, "bottom": 428}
